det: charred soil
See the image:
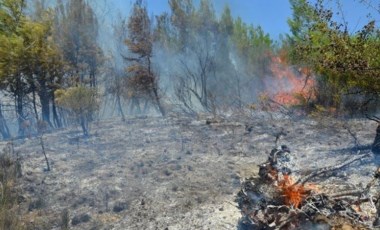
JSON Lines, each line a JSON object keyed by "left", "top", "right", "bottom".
{"left": 1, "top": 113, "right": 379, "bottom": 229}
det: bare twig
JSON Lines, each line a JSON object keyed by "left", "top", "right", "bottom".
{"left": 294, "top": 152, "right": 370, "bottom": 185}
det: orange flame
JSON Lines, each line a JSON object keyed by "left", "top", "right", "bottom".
{"left": 264, "top": 54, "right": 315, "bottom": 106}
{"left": 277, "top": 174, "right": 308, "bottom": 208}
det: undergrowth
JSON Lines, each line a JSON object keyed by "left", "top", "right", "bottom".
{"left": 0, "top": 143, "right": 24, "bottom": 230}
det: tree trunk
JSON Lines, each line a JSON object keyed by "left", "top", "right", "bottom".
{"left": 90, "top": 71, "right": 96, "bottom": 87}
{"left": 116, "top": 94, "right": 125, "bottom": 121}
{"left": 51, "top": 94, "right": 62, "bottom": 128}
{"left": 80, "top": 115, "right": 88, "bottom": 136}
{"left": 153, "top": 87, "right": 165, "bottom": 116}
{"left": 32, "top": 88, "right": 39, "bottom": 120}
{"left": 16, "top": 94, "right": 25, "bottom": 137}
{"left": 372, "top": 124, "right": 380, "bottom": 154}
{"left": 0, "top": 104, "right": 10, "bottom": 140}
{"left": 38, "top": 80, "right": 51, "bottom": 126}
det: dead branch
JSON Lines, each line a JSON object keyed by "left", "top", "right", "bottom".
{"left": 40, "top": 135, "right": 50, "bottom": 172}
{"left": 274, "top": 128, "right": 287, "bottom": 146}
{"left": 365, "top": 114, "right": 380, "bottom": 123}
{"left": 294, "top": 152, "right": 370, "bottom": 185}
{"left": 329, "top": 190, "right": 364, "bottom": 198}
{"left": 344, "top": 124, "right": 360, "bottom": 148}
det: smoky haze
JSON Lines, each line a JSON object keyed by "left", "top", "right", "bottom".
{"left": 96, "top": 0, "right": 307, "bottom": 117}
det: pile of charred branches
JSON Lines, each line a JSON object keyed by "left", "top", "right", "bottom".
{"left": 236, "top": 147, "right": 380, "bottom": 229}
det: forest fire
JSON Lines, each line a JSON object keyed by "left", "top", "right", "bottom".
{"left": 264, "top": 55, "right": 315, "bottom": 106}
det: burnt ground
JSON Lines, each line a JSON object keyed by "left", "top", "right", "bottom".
{"left": 2, "top": 112, "right": 380, "bottom": 229}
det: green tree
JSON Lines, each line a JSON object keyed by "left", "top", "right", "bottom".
{"left": 22, "top": 8, "right": 65, "bottom": 127}
{"left": 286, "top": 0, "right": 380, "bottom": 112}
{"left": 0, "top": 0, "right": 25, "bottom": 34}
{"left": 54, "top": 0, "right": 103, "bottom": 87}
{"left": 194, "top": 0, "right": 217, "bottom": 37}
{"left": 154, "top": 12, "right": 173, "bottom": 50}
{"left": 168, "top": 0, "right": 195, "bottom": 51}
{"left": 219, "top": 5, "right": 233, "bottom": 37}
{"left": 0, "top": 0, "right": 66, "bottom": 136}
{"left": 231, "top": 17, "right": 273, "bottom": 76}
{"left": 0, "top": 0, "right": 31, "bottom": 136}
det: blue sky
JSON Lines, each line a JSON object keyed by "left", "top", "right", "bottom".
{"left": 107, "top": 0, "right": 380, "bottom": 40}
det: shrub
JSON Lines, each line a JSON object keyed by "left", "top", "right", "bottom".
{"left": 55, "top": 86, "right": 100, "bottom": 136}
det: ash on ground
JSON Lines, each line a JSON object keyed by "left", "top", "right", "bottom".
{"left": 1, "top": 113, "right": 379, "bottom": 229}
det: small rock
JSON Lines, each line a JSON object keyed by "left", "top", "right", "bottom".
{"left": 71, "top": 213, "right": 91, "bottom": 226}
{"left": 164, "top": 169, "right": 172, "bottom": 176}
{"left": 17, "top": 195, "right": 26, "bottom": 204}
{"left": 113, "top": 202, "right": 129, "bottom": 213}
{"left": 28, "top": 198, "right": 44, "bottom": 211}
{"left": 172, "top": 185, "right": 178, "bottom": 192}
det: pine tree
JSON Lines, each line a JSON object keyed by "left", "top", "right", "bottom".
{"left": 55, "top": 0, "right": 103, "bottom": 87}
{"left": 168, "top": 0, "right": 194, "bottom": 51}
{"left": 124, "top": 0, "right": 165, "bottom": 116}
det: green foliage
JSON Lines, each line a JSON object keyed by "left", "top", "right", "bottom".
{"left": 0, "top": 0, "right": 65, "bottom": 129}
{"left": 168, "top": 0, "right": 195, "bottom": 50}
{"left": 55, "top": 86, "right": 99, "bottom": 118}
{"left": 55, "top": 86, "right": 99, "bottom": 135}
{"left": 0, "top": 0, "right": 104, "bottom": 132}
{"left": 286, "top": 0, "right": 380, "bottom": 112}
{"left": 156, "top": 0, "right": 274, "bottom": 72}
{"left": 54, "top": 0, "right": 103, "bottom": 87}
{"left": 154, "top": 12, "right": 173, "bottom": 49}
{"left": 0, "top": 0, "right": 25, "bottom": 82}
{"left": 194, "top": 0, "right": 217, "bottom": 36}
{"left": 231, "top": 17, "right": 273, "bottom": 75}
{"left": 0, "top": 33, "right": 23, "bottom": 81}
{"left": 0, "top": 0, "right": 25, "bottom": 34}
{"left": 219, "top": 5, "right": 233, "bottom": 36}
